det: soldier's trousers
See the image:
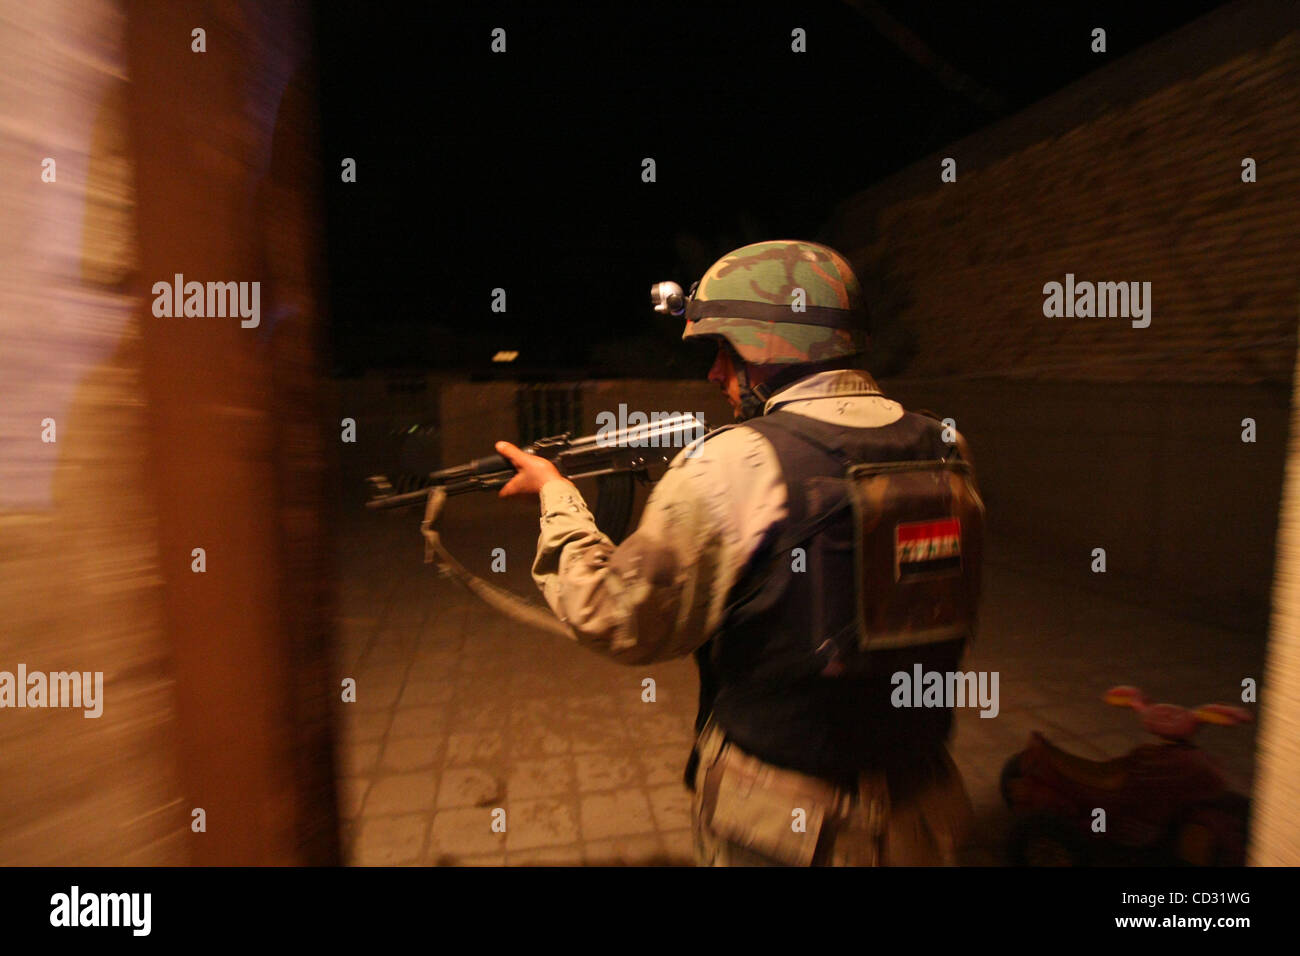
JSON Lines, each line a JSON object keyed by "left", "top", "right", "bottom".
{"left": 690, "top": 720, "right": 973, "bottom": 866}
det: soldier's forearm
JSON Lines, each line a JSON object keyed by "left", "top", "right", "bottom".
{"left": 531, "top": 480, "right": 713, "bottom": 665}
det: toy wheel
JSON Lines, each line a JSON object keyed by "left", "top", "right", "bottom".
{"left": 1173, "top": 794, "right": 1250, "bottom": 866}
{"left": 1008, "top": 813, "right": 1087, "bottom": 867}
{"left": 999, "top": 752, "right": 1024, "bottom": 807}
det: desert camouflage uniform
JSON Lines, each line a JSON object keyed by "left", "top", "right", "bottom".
{"left": 530, "top": 367, "right": 973, "bottom": 866}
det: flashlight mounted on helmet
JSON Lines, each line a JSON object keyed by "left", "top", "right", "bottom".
{"left": 650, "top": 280, "right": 688, "bottom": 317}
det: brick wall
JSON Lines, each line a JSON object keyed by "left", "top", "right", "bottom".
{"left": 827, "top": 2, "right": 1300, "bottom": 385}
{"left": 823, "top": 0, "right": 1300, "bottom": 630}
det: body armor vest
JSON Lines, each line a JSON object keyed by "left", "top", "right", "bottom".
{"left": 691, "top": 408, "right": 985, "bottom": 787}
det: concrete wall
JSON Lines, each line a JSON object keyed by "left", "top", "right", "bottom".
{"left": 885, "top": 380, "right": 1289, "bottom": 632}
{"left": 341, "top": 369, "right": 1284, "bottom": 634}
{"left": 331, "top": 371, "right": 444, "bottom": 509}
{"left": 337, "top": 375, "right": 733, "bottom": 529}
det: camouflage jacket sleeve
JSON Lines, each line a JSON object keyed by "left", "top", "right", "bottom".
{"left": 530, "top": 427, "right": 786, "bottom": 666}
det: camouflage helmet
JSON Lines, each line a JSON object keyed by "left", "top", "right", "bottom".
{"left": 681, "top": 239, "right": 868, "bottom": 365}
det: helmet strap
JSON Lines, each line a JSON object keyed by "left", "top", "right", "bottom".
{"left": 737, "top": 362, "right": 829, "bottom": 420}
{"left": 726, "top": 345, "right": 858, "bottom": 421}
{"left": 729, "top": 355, "right": 768, "bottom": 422}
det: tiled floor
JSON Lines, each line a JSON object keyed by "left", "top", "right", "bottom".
{"left": 333, "top": 496, "right": 1263, "bottom": 866}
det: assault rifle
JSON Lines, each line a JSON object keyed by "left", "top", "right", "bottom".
{"left": 365, "top": 411, "right": 712, "bottom": 543}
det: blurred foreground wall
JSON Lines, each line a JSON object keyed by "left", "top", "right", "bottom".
{"left": 1252, "top": 309, "right": 1300, "bottom": 864}
{"left": 0, "top": 0, "right": 185, "bottom": 864}
{"left": 825, "top": 0, "right": 1300, "bottom": 633}
{"left": 0, "top": 0, "right": 338, "bottom": 864}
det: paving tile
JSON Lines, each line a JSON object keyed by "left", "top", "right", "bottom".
{"left": 564, "top": 694, "right": 619, "bottom": 718}
{"left": 353, "top": 814, "right": 428, "bottom": 866}
{"left": 450, "top": 700, "right": 511, "bottom": 731}
{"left": 379, "top": 735, "right": 441, "bottom": 773}
{"left": 510, "top": 672, "right": 568, "bottom": 698}
{"left": 410, "top": 648, "right": 459, "bottom": 671}
{"left": 573, "top": 752, "right": 640, "bottom": 792}
{"left": 337, "top": 650, "right": 366, "bottom": 674}
{"left": 388, "top": 705, "right": 447, "bottom": 739}
{"left": 338, "top": 615, "right": 379, "bottom": 640}
{"left": 583, "top": 832, "right": 666, "bottom": 865}
{"left": 510, "top": 724, "right": 571, "bottom": 757}
{"left": 368, "top": 630, "right": 424, "bottom": 654}
{"left": 507, "top": 756, "right": 575, "bottom": 799}
{"left": 505, "top": 798, "right": 581, "bottom": 851}
{"left": 399, "top": 678, "right": 457, "bottom": 708}
{"left": 953, "top": 707, "right": 1047, "bottom": 759}
{"left": 458, "top": 652, "right": 509, "bottom": 674}
{"left": 427, "top": 807, "right": 508, "bottom": 859}
{"left": 466, "top": 676, "right": 516, "bottom": 702}
{"left": 509, "top": 700, "right": 566, "bottom": 733}
{"left": 624, "top": 711, "right": 694, "bottom": 747}
{"left": 406, "top": 661, "right": 457, "bottom": 686}
{"left": 339, "top": 497, "right": 1262, "bottom": 870}
{"left": 349, "top": 684, "right": 405, "bottom": 713}
{"left": 568, "top": 716, "right": 631, "bottom": 754}
{"left": 341, "top": 707, "right": 391, "bottom": 744}
{"left": 580, "top": 788, "right": 656, "bottom": 840}
{"left": 337, "top": 778, "right": 370, "bottom": 820}
{"left": 639, "top": 746, "right": 690, "bottom": 787}
{"left": 339, "top": 741, "right": 381, "bottom": 776}
{"left": 646, "top": 784, "right": 692, "bottom": 831}
{"left": 358, "top": 644, "right": 414, "bottom": 669}
{"left": 659, "top": 829, "right": 696, "bottom": 865}
{"left": 619, "top": 677, "right": 692, "bottom": 712}
{"left": 437, "top": 767, "right": 504, "bottom": 809}
{"left": 353, "top": 662, "right": 410, "bottom": 684}
{"left": 991, "top": 675, "right": 1058, "bottom": 712}
{"left": 380, "top": 603, "right": 429, "bottom": 627}
{"left": 446, "top": 731, "right": 505, "bottom": 765}
{"left": 507, "top": 844, "right": 583, "bottom": 866}
{"left": 363, "top": 772, "right": 438, "bottom": 815}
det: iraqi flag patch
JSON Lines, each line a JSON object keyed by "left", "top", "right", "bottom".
{"left": 895, "top": 518, "right": 962, "bottom": 580}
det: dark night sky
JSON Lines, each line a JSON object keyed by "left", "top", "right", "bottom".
{"left": 314, "top": 0, "right": 1228, "bottom": 378}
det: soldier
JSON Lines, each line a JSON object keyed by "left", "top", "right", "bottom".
{"left": 495, "top": 239, "right": 982, "bottom": 865}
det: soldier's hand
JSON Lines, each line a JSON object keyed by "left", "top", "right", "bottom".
{"left": 495, "top": 441, "right": 566, "bottom": 498}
